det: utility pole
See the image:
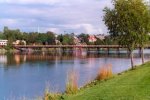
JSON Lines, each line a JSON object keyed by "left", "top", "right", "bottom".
{"left": 37, "top": 26, "right": 40, "bottom": 33}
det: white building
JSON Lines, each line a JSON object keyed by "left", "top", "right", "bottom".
{"left": 73, "top": 36, "right": 80, "bottom": 45}
{"left": 0, "top": 40, "right": 8, "bottom": 46}
{"left": 95, "top": 34, "right": 106, "bottom": 40}
{"left": 13, "top": 40, "right": 26, "bottom": 45}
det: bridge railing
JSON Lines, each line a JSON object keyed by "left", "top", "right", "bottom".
{"left": 14, "top": 45, "right": 122, "bottom": 48}
{"left": 14, "top": 45, "right": 150, "bottom": 48}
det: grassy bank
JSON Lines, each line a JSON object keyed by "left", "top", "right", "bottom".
{"left": 58, "top": 62, "right": 150, "bottom": 100}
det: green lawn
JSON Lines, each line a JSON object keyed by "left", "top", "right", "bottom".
{"left": 62, "top": 62, "right": 150, "bottom": 100}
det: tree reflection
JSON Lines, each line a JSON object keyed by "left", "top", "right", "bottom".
{"left": 0, "top": 51, "right": 132, "bottom": 68}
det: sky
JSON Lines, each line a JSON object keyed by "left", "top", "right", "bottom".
{"left": 0, "top": 0, "right": 113, "bottom": 34}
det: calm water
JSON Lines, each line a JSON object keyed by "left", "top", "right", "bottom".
{"left": 0, "top": 49, "right": 150, "bottom": 99}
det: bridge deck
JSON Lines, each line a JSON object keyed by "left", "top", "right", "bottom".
{"left": 13, "top": 45, "right": 150, "bottom": 49}
{"left": 14, "top": 45, "right": 123, "bottom": 48}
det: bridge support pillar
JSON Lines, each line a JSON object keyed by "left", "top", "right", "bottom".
{"left": 107, "top": 48, "right": 110, "bottom": 55}
{"left": 71, "top": 47, "right": 74, "bottom": 52}
{"left": 97, "top": 48, "right": 99, "bottom": 53}
{"left": 117, "top": 48, "right": 120, "bottom": 55}
{"left": 62, "top": 48, "right": 66, "bottom": 53}
{"left": 85, "top": 48, "right": 88, "bottom": 52}
{"left": 54, "top": 48, "right": 58, "bottom": 53}
{"left": 79, "top": 47, "right": 82, "bottom": 53}
{"left": 87, "top": 48, "right": 90, "bottom": 52}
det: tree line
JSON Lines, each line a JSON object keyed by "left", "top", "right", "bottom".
{"left": 0, "top": 26, "right": 120, "bottom": 46}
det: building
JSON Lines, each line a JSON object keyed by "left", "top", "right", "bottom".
{"left": 88, "top": 35, "right": 97, "bottom": 42}
{"left": 13, "top": 40, "right": 26, "bottom": 45}
{"left": 0, "top": 40, "right": 8, "bottom": 46}
{"left": 95, "top": 34, "right": 106, "bottom": 40}
{"left": 73, "top": 36, "right": 80, "bottom": 45}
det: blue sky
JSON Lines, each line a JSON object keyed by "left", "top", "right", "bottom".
{"left": 0, "top": 0, "right": 113, "bottom": 34}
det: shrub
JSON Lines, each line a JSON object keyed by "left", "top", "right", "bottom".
{"left": 96, "top": 64, "right": 113, "bottom": 80}
{"left": 65, "top": 70, "right": 78, "bottom": 94}
{"left": 43, "top": 85, "right": 60, "bottom": 100}
{"left": 44, "top": 93, "right": 59, "bottom": 100}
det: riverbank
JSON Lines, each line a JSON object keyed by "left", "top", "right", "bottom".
{"left": 50, "top": 62, "right": 150, "bottom": 100}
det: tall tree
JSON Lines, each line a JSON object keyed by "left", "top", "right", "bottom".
{"left": 103, "top": 0, "right": 150, "bottom": 69}
{"left": 3, "top": 26, "right": 22, "bottom": 41}
{"left": 135, "top": 0, "right": 150, "bottom": 64}
{"left": 78, "top": 33, "right": 89, "bottom": 44}
{"left": 62, "top": 34, "right": 75, "bottom": 45}
{"left": 46, "top": 31, "right": 55, "bottom": 45}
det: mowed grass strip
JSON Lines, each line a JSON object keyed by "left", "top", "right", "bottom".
{"left": 63, "top": 62, "right": 150, "bottom": 100}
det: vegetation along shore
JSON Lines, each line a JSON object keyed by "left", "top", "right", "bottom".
{"left": 44, "top": 62, "right": 150, "bottom": 100}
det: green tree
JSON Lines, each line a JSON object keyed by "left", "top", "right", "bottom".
{"left": 57, "top": 34, "right": 63, "bottom": 43}
{"left": 134, "top": 1, "right": 150, "bottom": 64}
{"left": 95, "top": 38, "right": 104, "bottom": 45}
{"left": 62, "top": 34, "right": 74, "bottom": 45}
{"left": 27, "top": 32, "right": 39, "bottom": 44}
{"left": 3, "top": 26, "right": 22, "bottom": 41}
{"left": 103, "top": 0, "right": 150, "bottom": 69}
{"left": 78, "top": 33, "right": 89, "bottom": 44}
{"left": 22, "top": 32, "right": 29, "bottom": 44}
{"left": 4, "top": 39, "right": 13, "bottom": 50}
{"left": 37, "top": 33, "right": 48, "bottom": 44}
{"left": 46, "top": 31, "right": 55, "bottom": 45}
{"left": 0, "top": 32, "right": 6, "bottom": 39}
{"left": 102, "top": 36, "right": 118, "bottom": 45}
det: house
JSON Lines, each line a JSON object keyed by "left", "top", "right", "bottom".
{"left": 55, "top": 40, "right": 61, "bottom": 45}
{"left": 0, "top": 40, "right": 8, "bottom": 46}
{"left": 13, "top": 40, "right": 26, "bottom": 45}
{"left": 95, "top": 34, "right": 106, "bottom": 40}
{"left": 88, "top": 35, "right": 97, "bottom": 42}
{"left": 73, "top": 36, "right": 80, "bottom": 45}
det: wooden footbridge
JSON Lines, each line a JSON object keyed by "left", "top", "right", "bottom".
{"left": 13, "top": 45, "right": 150, "bottom": 54}
{"left": 14, "top": 45, "right": 123, "bottom": 49}
{"left": 13, "top": 45, "right": 150, "bottom": 49}
{"left": 13, "top": 45, "right": 124, "bottom": 53}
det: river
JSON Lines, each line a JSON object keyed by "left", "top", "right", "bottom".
{"left": 0, "top": 49, "right": 150, "bottom": 99}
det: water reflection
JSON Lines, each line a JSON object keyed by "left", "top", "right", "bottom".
{"left": 1, "top": 50, "right": 149, "bottom": 71}
{"left": 1, "top": 51, "right": 131, "bottom": 66}
{"left": 0, "top": 55, "right": 7, "bottom": 64}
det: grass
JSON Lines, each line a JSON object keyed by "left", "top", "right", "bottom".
{"left": 62, "top": 62, "right": 150, "bottom": 100}
{"left": 44, "top": 70, "right": 78, "bottom": 100}
{"left": 43, "top": 84, "right": 61, "bottom": 100}
{"left": 65, "top": 70, "right": 78, "bottom": 94}
{"left": 44, "top": 92, "right": 60, "bottom": 100}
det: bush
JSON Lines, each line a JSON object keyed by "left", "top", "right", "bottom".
{"left": 65, "top": 70, "right": 78, "bottom": 94}
{"left": 96, "top": 64, "right": 113, "bottom": 80}
{"left": 44, "top": 93, "right": 59, "bottom": 100}
{"left": 43, "top": 85, "right": 60, "bottom": 100}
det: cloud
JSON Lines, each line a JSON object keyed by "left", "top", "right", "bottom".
{"left": 61, "top": 24, "right": 103, "bottom": 34}
{"left": 0, "top": 0, "right": 66, "bottom": 5}
{"left": 0, "top": 0, "right": 112, "bottom": 34}
{"left": 0, "top": 18, "right": 17, "bottom": 26}
{"left": 44, "top": 28, "right": 61, "bottom": 33}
